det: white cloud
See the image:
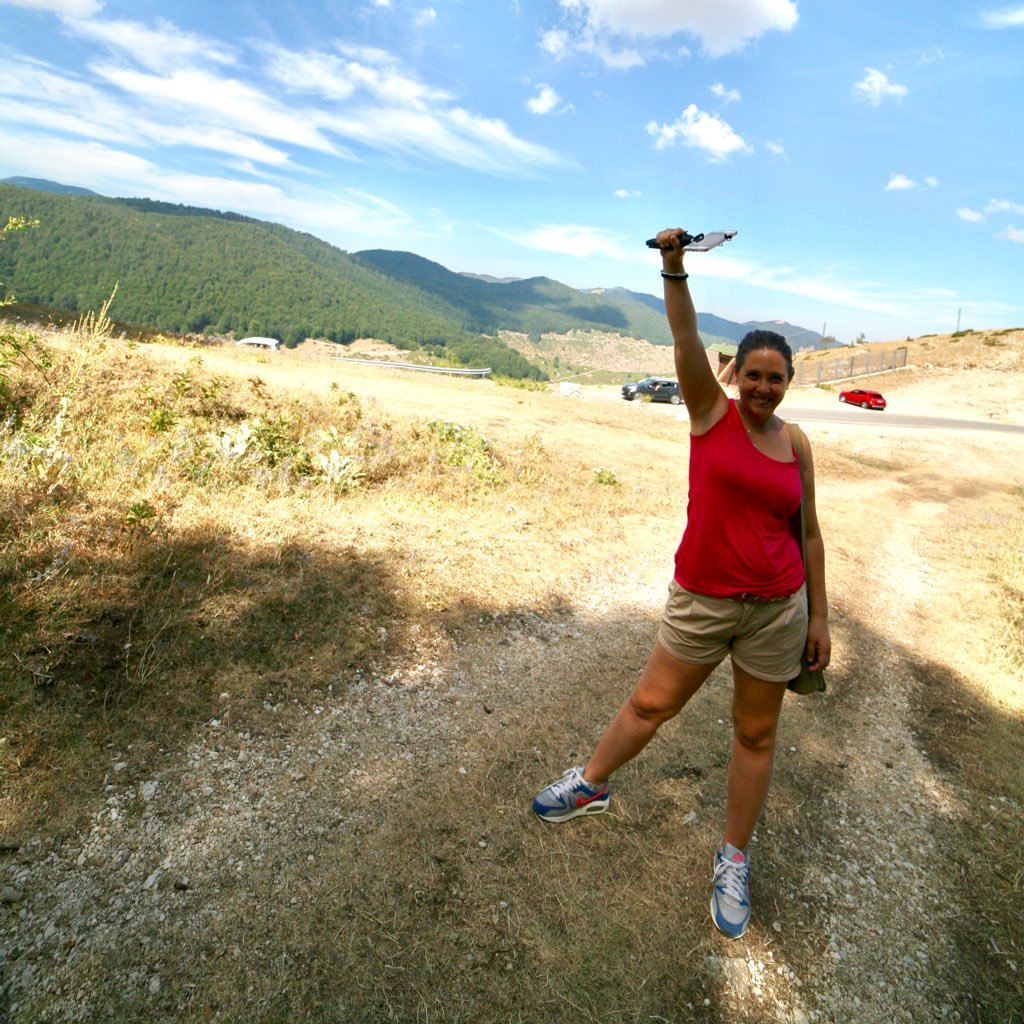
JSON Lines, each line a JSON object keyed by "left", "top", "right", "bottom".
{"left": 764, "top": 139, "right": 785, "bottom": 155}
{"left": 0, "top": 9, "right": 564, "bottom": 178}
{"left": 999, "top": 225, "right": 1024, "bottom": 242}
{"left": 710, "top": 82, "right": 741, "bottom": 103}
{"left": 0, "top": 0, "right": 101, "bottom": 15}
{"left": 885, "top": 174, "right": 915, "bottom": 190}
{"left": 647, "top": 104, "right": 752, "bottom": 161}
{"left": 574, "top": 35, "right": 644, "bottom": 69}
{"left": 65, "top": 16, "right": 235, "bottom": 72}
{"left": 0, "top": 57, "right": 297, "bottom": 166}
{"left": 854, "top": 67, "right": 908, "bottom": 107}
{"left": 0, "top": 126, "right": 418, "bottom": 241}
{"left": 414, "top": 7, "right": 437, "bottom": 27}
{"left": 555, "top": 0, "right": 799, "bottom": 59}
{"left": 500, "top": 222, "right": 628, "bottom": 260}
{"left": 527, "top": 84, "right": 560, "bottom": 115}
{"left": 981, "top": 4, "right": 1024, "bottom": 28}
{"left": 540, "top": 28, "right": 571, "bottom": 58}
{"left": 925, "top": 176, "right": 939, "bottom": 187}
{"left": 371, "top": 0, "right": 391, "bottom": 6}
{"left": 92, "top": 65, "right": 339, "bottom": 154}
{"left": 986, "top": 198, "right": 1024, "bottom": 214}
{"left": 613, "top": 188, "right": 641, "bottom": 198}
{"left": 957, "top": 208, "right": 985, "bottom": 222}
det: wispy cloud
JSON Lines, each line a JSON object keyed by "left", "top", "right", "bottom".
{"left": 0, "top": 12, "right": 566, "bottom": 179}
{"left": 854, "top": 67, "right": 908, "bottom": 107}
{"left": 986, "top": 198, "right": 1024, "bottom": 214}
{"left": 499, "top": 223, "right": 629, "bottom": 261}
{"left": 646, "top": 104, "right": 751, "bottom": 161}
{"left": 414, "top": 7, "right": 437, "bottom": 28}
{"left": 1, "top": 0, "right": 101, "bottom": 15}
{"left": 980, "top": 4, "right": 1024, "bottom": 28}
{"left": 613, "top": 188, "right": 641, "bottom": 198}
{"left": 957, "top": 198, "right": 1024, "bottom": 222}
{"left": 999, "top": 225, "right": 1024, "bottom": 242}
{"left": 539, "top": 28, "right": 570, "bottom": 59}
{"left": 547, "top": 0, "right": 798, "bottom": 62}
{"left": 764, "top": 140, "right": 785, "bottom": 156}
{"left": 0, "top": 125, "right": 418, "bottom": 240}
{"left": 710, "top": 82, "right": 741, "bottom": 103}
{"left": 65, "top": 16, "right": 236, "bottom": 72}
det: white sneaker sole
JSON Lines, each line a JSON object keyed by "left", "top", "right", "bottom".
{"left": 534, "top": 799, "right": 609, "bottom": 823}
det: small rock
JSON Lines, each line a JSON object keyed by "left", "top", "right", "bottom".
{"left": 773, "top": 921, "right": 782, "bottom": 932}
{"left": 143, "top": 870, "right": 161, "bottom": 891}
{"left": 0, "top": 887, "right": 19, "bottom": 905}
{"left": 149, "top": 976, "right": 161, "bottom": 994}
{"left": 173, "top": 878, "right": 190, "bottom": 891}
{"left": 140, "top": 781, "right": 158, "bottom": 802}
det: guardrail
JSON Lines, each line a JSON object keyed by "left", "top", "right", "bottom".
{"left": 332, "top": 358, "right": 491, "bottom": 377}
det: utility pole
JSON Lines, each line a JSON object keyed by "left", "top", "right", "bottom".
{"left": 956, "top": 308, "right": 961, "bottom": 332}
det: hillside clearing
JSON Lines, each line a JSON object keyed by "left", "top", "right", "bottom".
{"left": 1, "top": 325, "right": 1022, "bottom": 1023}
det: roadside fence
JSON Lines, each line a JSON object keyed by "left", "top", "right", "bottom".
{"left": 793, "top": 347, "right": 907, "bottom": 386}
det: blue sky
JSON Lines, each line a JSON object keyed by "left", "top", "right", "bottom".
{"left": 1, "top": 0, "right": 1022, "bottom": 341}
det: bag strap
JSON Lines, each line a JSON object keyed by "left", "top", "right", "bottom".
{"left": 787, "top": 422, "right": 809, "bottom": 566}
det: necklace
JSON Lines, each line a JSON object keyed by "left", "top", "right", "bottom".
{"left": 738, "top": 406, "right": 774, "bottom": 437}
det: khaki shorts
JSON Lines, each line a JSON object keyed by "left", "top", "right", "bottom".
{"left": 657, "top": 579, "right": 808, "bottom": 683}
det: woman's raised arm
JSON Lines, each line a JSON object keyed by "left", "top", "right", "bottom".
{"left": 655, "top": 228, "right": 726, "bottom": 430}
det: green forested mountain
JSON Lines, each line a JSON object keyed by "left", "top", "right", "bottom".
{"left": 0, "top": 185, "right": 547, "bottom": 377}
{"left": 1, "top": 182, "right": 803, "bottom": 379}
{"left": 351, "top": 249, "right": 680, "bottom": 345}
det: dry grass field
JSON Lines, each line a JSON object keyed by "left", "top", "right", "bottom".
{"left": 1, "top": 320, "right": 1022, "bottom": 1023}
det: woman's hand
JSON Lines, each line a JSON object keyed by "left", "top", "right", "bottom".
{"left": 805, "top": 615, "right": 832, "bottom": 672}
{"left": 655, "top": 228, "right": 687, "bottom": 274}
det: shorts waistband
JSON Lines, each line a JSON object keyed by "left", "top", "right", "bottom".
{"left": 723, "top": 589, "right": 799, "bottom": 605}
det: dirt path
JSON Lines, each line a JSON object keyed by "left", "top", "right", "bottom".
{"left": 2, "top": 349, "right": 1021, "bottom": 1022}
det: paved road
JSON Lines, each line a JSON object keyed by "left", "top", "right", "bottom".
{"left": 607, "top": 393, "right": 1024, "bottom": 435}
{"left": 783, "top": 405, "right": 1024, "bottom": 434}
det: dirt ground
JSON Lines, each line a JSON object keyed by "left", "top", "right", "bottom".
{"left": 2, "top": 331, "right": 1022, "bottom": 1022}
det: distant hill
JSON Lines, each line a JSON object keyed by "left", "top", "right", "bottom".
{"left": 1, "top": 176, "right": 100, "bottom": 197}
{"left": 0, "top": 179, "right": 823, "bottom": 378}
{"left": 599, "top": 293, "right": 822, "bottom": 349}
{"left": 354, "top": 249, "right": 679, "bottom": 346}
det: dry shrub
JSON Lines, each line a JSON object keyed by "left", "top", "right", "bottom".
{"left": 0, "top": 327, "right": 670, "bottom": 837}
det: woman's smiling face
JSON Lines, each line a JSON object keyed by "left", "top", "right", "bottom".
{"left": 736, "top": 348, "right": 790, "bottom": 424}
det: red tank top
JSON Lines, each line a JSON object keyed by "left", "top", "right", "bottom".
{"left": 674, "top": 400, "right": 805, "bottom": 597}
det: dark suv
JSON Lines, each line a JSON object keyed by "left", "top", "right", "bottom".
{"left": 621, "top": 377, "right": 682, "bottom": 405}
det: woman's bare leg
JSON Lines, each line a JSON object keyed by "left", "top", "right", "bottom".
{"left": 583, "top": 641, "right": 717, "bottom": 785}
{"left": 723, "top": 664, "right": 788, "bottom": 850}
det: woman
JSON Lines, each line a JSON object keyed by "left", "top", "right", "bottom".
{"left": 532, "top": 227, "right": 831, "bottom": 939}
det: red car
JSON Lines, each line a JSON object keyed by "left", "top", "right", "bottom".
{"left": 839, "top": 388, "right": 886, "bottom": 410}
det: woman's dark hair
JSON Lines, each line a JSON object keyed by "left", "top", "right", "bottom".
{"left": 735, "top": 329, "right": 794, "bottom": 380}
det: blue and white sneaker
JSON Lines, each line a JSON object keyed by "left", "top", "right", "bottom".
{"left": 711, "top": 843, "right": 751, "bottom": 938}
{"left": 532, "top": 766, "right": 610, "bottom": 823}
